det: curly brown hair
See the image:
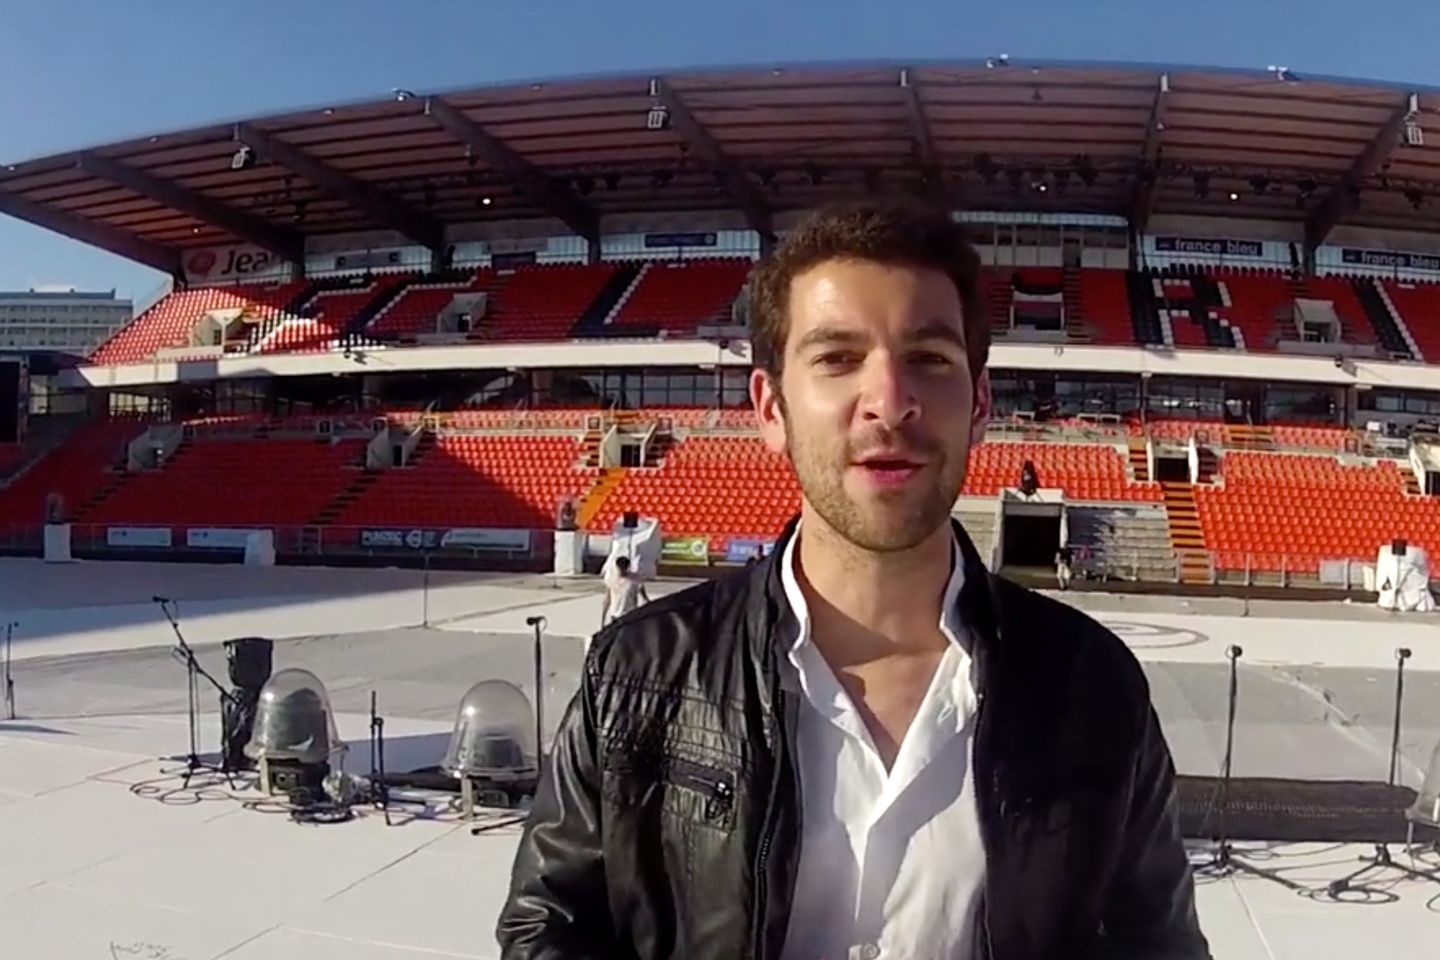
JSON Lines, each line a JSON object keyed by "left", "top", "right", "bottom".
{"left": 745, "top": 199, "right": 989, "bottom": 382}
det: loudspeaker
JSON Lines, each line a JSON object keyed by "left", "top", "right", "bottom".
{"left": 1393, "top": 538, "right": 1409, "bottom": 557}
{"left": 622, "top": 511, "right": 639, "bottom": 529}
{"left": 225, "top": 637, "right": 273, "bottom": 692}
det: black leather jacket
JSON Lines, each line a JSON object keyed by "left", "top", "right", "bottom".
{"left": 498, "top": 519, "right": 1209, "bottom": 959}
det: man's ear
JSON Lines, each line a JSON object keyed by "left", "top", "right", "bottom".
{"left": 969, "top": 368, "right": 992, "bottom": 450}
{"left": 750, "top": 367, "right": 788, "bottom": 455}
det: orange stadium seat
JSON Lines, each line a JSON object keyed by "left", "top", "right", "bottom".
{"left": 1076, "top": 269, "right": 1138, "bottom": 345}
{"left": 90, "top": 281, "right": 308, "bottom": 365}
{"left": 84, "top": 437, "right": 366, "bottom": 527}
{"left": 0, "top": 420, "right": 149, "bottom": 526}
{"left": 329, "top": 434, "right": 587, "bottom": 529}
{"left": 1380, "top": 278, "right": 1440, "bottom": 363}
{"left": 1195, "top": 452, "right": 1440, "bottom": 573}
{"left": 610, "top": 259, "right": 751, "bottom": 334}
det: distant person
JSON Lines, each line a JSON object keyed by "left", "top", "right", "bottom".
{"left": 747, "top": 544, "right": 764, "bottom": 567}
{"left": 1019, "top": 457, "right": 1040, "bottom": 496}
{"left": 599, "top": 556, "right": 649, "bottom": 628}
{"left": 500, "top": 200, "right": 1207, "bottom": 960}
{"left": 1056, "top": 544, "right": 1074, "bottom": 590}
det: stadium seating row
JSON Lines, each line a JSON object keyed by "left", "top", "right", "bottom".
{"left": 88, "top": 263, "right": 1440, "bottom": 366}
{"left": 2, "top": 419, "right": 1432, "bottom": 578}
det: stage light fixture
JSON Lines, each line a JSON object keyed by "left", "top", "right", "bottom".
{"left": 575, "top": 175, "right": 595, "bottom": 196}
{"left": 651, "top": 170, "right": 673, "bottom": 189}
{"left": 974, "top": 153, "right": 999, "bottom": 184}
{"left": 1074, "top": 154, "right": 1097, "bottom": 188}
{"left": 805, "top": 164, "right": 826, "bottom": 187}
{"left": 479, "top": 195, "right": 493, "bottom": 207}
{"left": 1192, "top": 173, "right": 1210, "bottom": 199}
{"left": 1228, "top": 190, "right": 1240, "bottom": 202}
{"left": 229, "top": 145, "right": 254, "bottom": 171}
{"left": 292, "top": 200, "right": 308, "bottom": 223}
{"left": 1249, "top": 175, "right": 1270, "bottom": 196}
{"left": 863, "top": 167, "right": 882, "bottom": 194}
{"left": 1006, "top": 167, "right": 1023, "bottom": 195}
{"left": 1406, "top": 188, "right": 1426, "bottom": 211}
{"left": 246, "top": 668, "right": 346, "bottom": 798}
{"left": 1298, "top": 177, "right": 1317, "bottom": 198}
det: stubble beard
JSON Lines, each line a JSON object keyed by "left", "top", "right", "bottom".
{"left": 780, "top": 396, "right": 968, "bottom": 554}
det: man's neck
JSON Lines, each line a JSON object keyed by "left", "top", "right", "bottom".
{"left": 794, "top": 511, "right": 954, "bottom": 655}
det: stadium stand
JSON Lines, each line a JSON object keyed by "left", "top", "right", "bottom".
{"left": 1379, "top": 278, "right": 1440, "bottom": 363}
{"left": 608, "top": 259, "right": 751, "bottom": 334}
{"left": 963, "top": 441, "right": 1162, "bottom": 501}
{"left": 482, "top": 263, "right": 619, "bottom": 341}
{"left": 368, "top": 271, "right": 501, "bottom": 339}
{"left": 83, "top": 436, "right": 368, "bottom": 527}
{"left": 1194, "top": 452, "right": 1439, "bottom": 573}
{"left": 89, "top": 281, "right": 309, "bottom": 364}
{"left": 325, "top": 433, "right": 587, "bottom": 529}
{"left": 1075, "top": 269, "right": 1140, "bottom": 345}
{"left": 1213, "top": 267, "right": 1292, "bottom": 350}
{"left": 0, "top": 419, "right": 148, "bottom": 525}
{"left": 588, "top": 435, "right": 799, "bottom": 548}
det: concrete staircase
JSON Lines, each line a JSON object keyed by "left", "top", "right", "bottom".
{"left": 578, "top": 467, "right": 626, "bottom": 527}
{"left": 1067, "top": 505, "right": 1177, "bottom": 581}
{"left": 1127, "top": 437, "right": 1150, "bottom": 482}
{"left": 1225, "top": 424, "right": 1274, "bottom": 451}
{"left": 1159, "top": 481, "right": 1211, "bottom": 584}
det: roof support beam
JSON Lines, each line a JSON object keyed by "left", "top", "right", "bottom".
{"left": 899, "top": 69, "right": 950, "bottom": 209}
{"left": 235, "top": 123, "right": 447, "bottom": 252}
{"left": 424, "top": 97, "right": 599, "bottom": 244}
{"left": 78, "top": 152, "right": 306, "bottom": 264}
{"left": 0, "top": 187, "right": 182, "bottom": 277}
{"left": 649, "top": 77, "right": 775, "bottom": 244}
{"left": 1128, "top": 72, "right": 1170, "bottom": 233}
{"left": 1306, "top": 91, "right": 1420, "bottom": 252}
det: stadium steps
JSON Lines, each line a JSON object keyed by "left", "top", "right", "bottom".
{"left": 1405, "top": 470, "right": 1423, "bottom": 497}
{"left": 1195, "top": 445, "right": 1220, "bottom": 484}
{"left": 345, "top": 276, "right": 417, "bottom": 340}
{"left": 1351, "top": 277, "right": 1415, "bottom": 359}
{"left": 578, "top": 423, "right": 605, "bottom": 468}
{"left": 1225, "top": 424, "right": 1275, "bottom": 451}
{"left": 73, "top": 440, "right": 192, "bottom": 522}
{"left": 987, "top": 270, "right": 1013, "bottom": 335}
{"left": 1059, "top": 266, "right": 1092, "bottom": 343}
{"left": 1124, "top": 270, "right": 1166, "bottom": 346}
{"left": 1160, "top": 481, "right": 1211, "bottom": 584}
{"left": 1127, "top": 438, "right": 1149, "bottom": 482}
{"left": 1372, "top": 280, "right": 1423, "bottom": 360}
{"left": 577, "top": 467, "right": 626, "bottom": 527}
{"left": 312, "top": 469, "right": 383, "bottom": 525}
{"left": 571, "top": 264, "right": 644, "bottom": 338}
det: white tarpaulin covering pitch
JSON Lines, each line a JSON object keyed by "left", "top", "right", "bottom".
{"left": 1376, "top": 542, "right": 1436, "bottom": 612}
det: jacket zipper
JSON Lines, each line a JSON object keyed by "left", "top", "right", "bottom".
{"left": 666, "top": 758, "right": 735, "bottom": 822}
{"left": 751, "top": 686, "right": 787, "bottom": 960}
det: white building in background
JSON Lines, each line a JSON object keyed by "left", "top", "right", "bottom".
{"left": 0, "top": 288, "right": 132, "bottom": 354}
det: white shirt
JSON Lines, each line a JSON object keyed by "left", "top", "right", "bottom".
{"left": 778, "top": 529, "right": 985, "bottom": 960}
{"left": 604, "top": 571, "right": 645, "bottom": 620}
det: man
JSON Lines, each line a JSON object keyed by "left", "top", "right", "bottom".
{"left": 599, "top": 555, "right": 649, "bottom": 628}
{"left": 1056, "top": 544, "right": 1075, "bottom": 591}
{"left": 499, "top": 200, "right": 1209, "bottom": 959}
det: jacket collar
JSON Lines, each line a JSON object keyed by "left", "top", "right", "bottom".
{"left": 748, "top": 514, "right": 1002, "bottom": 687}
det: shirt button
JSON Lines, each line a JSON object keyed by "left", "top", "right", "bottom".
{"left": 849, "top": 943, "right": 880, "bottom": 960}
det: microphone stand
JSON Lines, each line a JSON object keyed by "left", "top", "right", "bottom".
{"left": 526, "top": 615, "right": 547, "bottom": 767}
{"left": 3, "top": 621, "right": 16, "bottom": 721}
{"left": 156, "top": 598, "right": 236, "bottom": 788}
{"left": 1327, "top": 648, "right": 1440, "bottom": 897}
{"left": 1197, "top": 645, "right": 1303, "bottom": 889}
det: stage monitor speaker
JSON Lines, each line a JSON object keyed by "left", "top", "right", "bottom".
{"left": 225, "top": 637, "right": 274, "bottom": 693}
{"left": 622, "top": 511, "right": 639, "bottom": 529}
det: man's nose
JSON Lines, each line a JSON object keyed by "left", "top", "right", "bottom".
{"left": 857, "top": 357, "right": 919, "bottom": 427}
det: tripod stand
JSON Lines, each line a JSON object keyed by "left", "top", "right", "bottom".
{"left": 3, "top": 621, "right": 16, "bottom": 721}
{"left": 1327, "top": 647, "right": 1440, "bottom": 897}
{"left": 156, "top": 597, "right": 237, "bottom": 788}
{"left": 1197, "top": 645, "right": 1304, "bottom": 889}
{"left": 368, "top": 690, "right": 427, "bottom": 826}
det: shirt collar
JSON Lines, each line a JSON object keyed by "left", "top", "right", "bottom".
{"left": 779, "top": 522, "right": 967, "bottom": 662}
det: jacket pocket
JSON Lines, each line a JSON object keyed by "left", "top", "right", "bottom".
{"left": 603, "top": 751, "right": 738, "bottom": 831}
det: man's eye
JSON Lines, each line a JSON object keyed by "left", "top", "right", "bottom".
{"left": 912, "top": 352, "right": 954, "bottom": 367}
{"left": 814, "top": 352, "right": 861, "bottom": 368}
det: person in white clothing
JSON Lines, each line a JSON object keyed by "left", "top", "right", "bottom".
{"left": 600, "top": 555, "right": 649, "bottom": 628}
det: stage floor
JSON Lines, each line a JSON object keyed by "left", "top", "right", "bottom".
{"left": 2, "top": 557, "right": 1439, "bottom": 958}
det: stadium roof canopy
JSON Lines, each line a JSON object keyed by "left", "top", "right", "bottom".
{"left": 4, "top": 59, "right": 1440, "bottom": 275}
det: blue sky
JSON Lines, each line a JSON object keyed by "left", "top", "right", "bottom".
{"left": 3, "top": 0, "right": 1439, "bottom": 307}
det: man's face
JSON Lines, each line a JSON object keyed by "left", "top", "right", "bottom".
{"left": 751, "top": 258, "right": 990, "bottom": 553}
